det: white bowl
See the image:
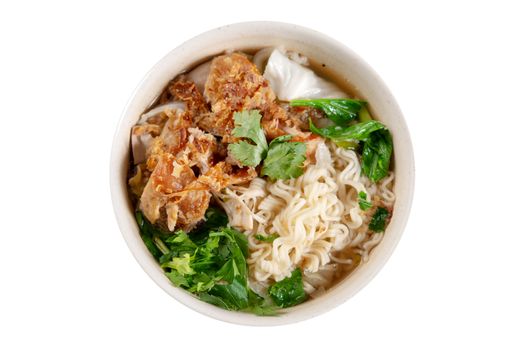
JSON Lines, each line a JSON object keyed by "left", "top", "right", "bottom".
{"left": 110, "top": 21, "right": 414, "bottom": 326}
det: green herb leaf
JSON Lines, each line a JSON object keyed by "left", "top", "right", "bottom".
{"left": 309, "top": 119, "right": 386, "bottom": 143}
{"left": 190, "top": 207, "right": 228, "bottom": 244}
{"left": 358, "top": 105, "right": 372, "bottom": 122}
{"left": 161, "top": 253, "right": 195, "bottom": 275}
{"left": 245, "top": 289, "right": 279, "bottom": 316}
{"left": 210, "top": 277, "right": 250, "bottom": 310}
{"left": 136, "top": 207, "right": 282, "bottom": 315}
{"left": 369, "top": 207, "right": 390, "bottom": 232}
{"left": 135, "top": 211, "right": 166, "bottom": 260}
{"left": 361, "top": 129, "right": 393, "bottom": 182}
{"left": 255, "top": 233, "right": 280, "bottom": 243}
{"left": 261, "top": 136, "right": 307, "bottom": 180}
{"left": 187, "top": 272, "right": 216, "bottom": 292}
{"left": 268, "top": 268, "right": 307, "bottom": 308}
{"left": 198, "top": 292, "right": 236, "bottom": 310}
{"left": 158, "top": 230, "right": 198, "bottom": 264}
{"left": 165, "top": 270, "right": 190, "bottom": 288}
{"left": 209, "top": 228, "right": 248, "bottom": 282}
{"left": 228, "top": 110, "right": 268, "bottom": 166}
{"left": 310, "top": 119, "right": 393, "bottom": 182}
{"left": 358, "top": 191, "right": 373, "bottom": 211}
{"left": 291, "top": 98, "right": 366, "bottom": 125}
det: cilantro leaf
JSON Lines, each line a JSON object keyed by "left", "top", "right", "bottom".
{"left": 228, "top": 110, "right": 268, "bottom": 167}
{"left": 358, "top": 191, "right": 372, "bottom": 211}
{"left": 261, "top": 135, "right": 307, "bottom": 181}
{"left": 369, "top": 207, "right": 390, "bottom": 232}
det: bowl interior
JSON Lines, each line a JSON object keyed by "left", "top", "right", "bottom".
{"left": 110, "top": 21, "right": 414, "bottom": 326}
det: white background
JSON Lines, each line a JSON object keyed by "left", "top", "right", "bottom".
{"left": 1, "top": 1, "right": 523, "bottom": 349}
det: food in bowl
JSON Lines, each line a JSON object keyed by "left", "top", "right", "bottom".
{"left": 127, "top": 47, "right": 395, "bottom": 315}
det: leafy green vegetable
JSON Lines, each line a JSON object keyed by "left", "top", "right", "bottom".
{"left": 261, "top": 135, "right": 307, "bottom": 181}
{"left": 228, "top": 110, "right": 269, "bottom": 167}
{"left": 358, "top": 105, "right": 372, "bottom": 122}
{"left": 268, "top": 268, "right": 307, "bottom": 308}
{"left": 161, "top": 253, "right": 195, "bottom": 275}
{"left": 190, "top": 207, "right": 228, "bottom": 244}
{"left": 165, "top": 270, "right": 189, "bottom": 288}
{"left": 290, "top": 98, "right": 366, "bottom": 125}
{"left": 135, "top": 211, "right": 167, "bottom": 259}
{"left": 361, "top": 129, "right": 393, "bottom": 182}
{"left": 210, "top": 277, "right": 250, "bottom": 309}
{"left": 369, "top": 207, "right": 390, "bottom": 232}
{"left": 245, "top": 289, "right": 279, "bottom": 316}
{"left": 209, "top": 228, "right": 248, "bottom": 282}
{"left": 136, "top": 207, "right": 278, "bottom": 315}
{"left": 255, "top": 233, "right": 279, "bottom": 243}
{"left": 309, "top": 118, "right": 393, "bottom": 182}
{"left": 358, "top": 191, "right": 372, "bottom": 211}
{"left": 199, "top": 292, "right": 236, "bottom": 310}
{"left": 309, "top": 119, "right": 386, "bottom": 142}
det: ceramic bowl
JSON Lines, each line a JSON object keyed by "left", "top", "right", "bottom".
{"left": 110, "top": 21, "right": 414, "bottom": 326}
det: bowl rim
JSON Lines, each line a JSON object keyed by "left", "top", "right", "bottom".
{"left": 110, "top": 21, "right": 415, "bottom": 326}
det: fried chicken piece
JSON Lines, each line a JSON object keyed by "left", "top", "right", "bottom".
{"left": 131, "top": 124, "right": 162, "bottom": 165}
{"left": 167, "top": 78, "right": 209, "bottom": 118}
{"left": 280, "top": 104, "right": 325, "bottom": 131}
{"left": 185, "top": 127, "right": 217, "bottom": 174}
{"left": 158, "top": 77, "right": 209, "bottom": 112}
{"left": 139, "top": 153, "right": 197, "bottom": 224}
{"left": 166, "top": 181, "right": 212, "bottom": 231}
{"left": 140, "top": 148, "right": 215, "bottom": 231}
{"left": 198, "top": 162, "right": 257, "bottom": 192}
{"left": 146, "top": 109, "right": 191, "bottom": 171}
{"left": 162, "top": 160, "right": 254, "bottom": 232}
{"left": 200, "top": 53, "right": 291, "bottom": 142}
{"left": 139, "top": 117, "right": 249, "bottom": 230}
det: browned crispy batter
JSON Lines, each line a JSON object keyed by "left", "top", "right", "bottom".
{"left": 198, "top": 162, "right": 257, "bottom": 192}
{"left": 280, "top": 104, "right": 325, "bottom": 131}
{"left": 139, "top": 153, "right": 197, "bottom": 224}
{"left": 134, "top": 58, "right": 315, "bottom": 232}
{"left": 146, "top": 110, "right": 191, "bottom": 171}
{"left": 185, "top": 127, "right": 217, "bottom": 174}
{"left": 138, "top": 103, "right": 210, "bottom": 230}
{"left": 168, "top": 181, "right": 212, "bottom": 231}
{"left": 137, "top": 79, "right": 256, "bottom": 231}
{"left": 168, "top": 78, "right": 209, "bottom": 118}
{"left": 132, "top": 124, "right": 162, "bottom": 138}
{"left": 201, "top": 53, "right": 290, "bottom": 141}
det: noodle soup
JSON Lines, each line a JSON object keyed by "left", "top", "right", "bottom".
{"left": 127, "top": 48, "right": 395, "bottom": 314}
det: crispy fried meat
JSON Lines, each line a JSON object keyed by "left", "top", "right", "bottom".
{"left": 201, "top": 53, "right": 291, "bottom": 141}
{"left": 135, "top": 76, "right": 257, "bottom": 231}
{"left": 139, "top": 153, "right": 197, "bottom": 224}
{"left": 133, "top": 55, "right": 319, "bottom": 232}
{"left": 168, "top": 78, "right": 209, "bottom": 117}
